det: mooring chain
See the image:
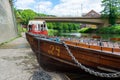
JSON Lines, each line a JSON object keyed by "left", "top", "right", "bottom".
{"left": 29, "top": 70, "right": 52, "bottom": 80}
{"left": 62, "top": 41, "right": 120, "bottom": 78}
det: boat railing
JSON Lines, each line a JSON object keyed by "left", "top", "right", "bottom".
{"left": 64, "top": 38, "right": 120, "bottom": 53}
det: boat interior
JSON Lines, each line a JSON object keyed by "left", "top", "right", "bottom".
{"left": 61, "top": 35, "right": 120, "bottom": 54}
{"left": 27, "top": 32, "right": 120, "bottom": 55}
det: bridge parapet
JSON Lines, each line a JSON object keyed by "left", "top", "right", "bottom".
{"left": 34, "top": 17, "right": 120, "bottom": 27}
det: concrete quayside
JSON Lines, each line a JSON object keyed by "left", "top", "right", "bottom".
{"left": 0, "top": 33, "right": 69, "bottom": 80}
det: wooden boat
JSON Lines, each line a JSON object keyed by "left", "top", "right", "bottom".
{"left": 26, "top": 20, "right": 120, "bottom": 78}
{"left": 27, "top": 20, "right": 48, "bottom": 35}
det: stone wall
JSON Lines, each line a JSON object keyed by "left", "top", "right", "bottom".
{"left": 0, "top": 0, "right": 17, "bottom": 43}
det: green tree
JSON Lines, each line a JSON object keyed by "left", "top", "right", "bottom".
{"left": 101, "top": 0, "right": 120, "bottom": 25}
{"left": 62, "top": 23, "right": 68, "bottom": 30}
{"left": 17, "top": 9, "right": 37, "bottom": 25}
{"left": 47, "top": 23, "right": 53, "bottom": 29}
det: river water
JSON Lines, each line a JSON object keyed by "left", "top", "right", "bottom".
{"left": 60, "top": 33, "right": 120, "bottom": 40}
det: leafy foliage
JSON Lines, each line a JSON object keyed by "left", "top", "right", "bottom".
{"left": 101, "top": 0, "right": 120, "bottom": 25}
{"left": 79, "top": 28, "right": 96, "bottom": 33}
{"left": 47, "top": 22, "right": 80, "bottom": 34}
{"left": 96, "top": 25, "right": 120, "bottom": 34}
{"left": 48, "top": 29, "right": 58, "bottom": 36}
{"left": 16, "top": 9, "right": 37, "bottom": 25}
{"left": 14, "top": 8, "right": 80, "bottom": 35}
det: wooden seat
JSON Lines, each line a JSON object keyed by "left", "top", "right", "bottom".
{"left": 113, "top": 48, "right": 120, "bottom": 53}
{"left": 77, "top": 43, "right": 89, "bottom": 48}
{"left": 110, "top": 38, "right": 120, "bottom": 42}
{"left": 102, "top": 47, "right": 113, "bottom": 52}
{"left": 65, "top": 40, "right": 77, "bottom": 46}
{"left": 91, "top": 35, "right": 101, "bottom": 43}
{"left": 81, "top": 35, "right": 88, "bottom": 38}
{"left": 89, "top": 45, "right": 101, "bottom": 50}
{"left": 92, "top": 35, "right": 101, "bottom": 39}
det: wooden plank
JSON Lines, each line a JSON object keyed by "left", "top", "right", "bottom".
{"left": 110, "top": 38, "right": 120, "bottom": 41}
{"left": 65, "top": 40, "right": 77, "bottom": 46}
{"left": 77, "top": 43, "right": 89, "bottom": 48}
{"left": 102, "top": 47, "right": 113, "bottom": 52}
{"left": 113, "top": 48, "right": 120, "bottom": 53}
{"left": 92, "top": 35, "right": 101, "bottom": 39}
{"left": 89, "top": 45, "right": 101, "bottom": 50}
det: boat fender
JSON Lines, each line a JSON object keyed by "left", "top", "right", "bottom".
{"left": 49, "top": 38, "right": 54, "bottom": 41}
{"left": 49, "top": 37, "right": 60, "bottom": 42}
{"left": 55, "top": 37, "right": 61, "bottom": 42}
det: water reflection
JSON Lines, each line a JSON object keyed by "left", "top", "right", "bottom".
{"left": 60, "top": 33, "right": 120, "bottom": 40}
{"left": 61, "top": 33, "right": 81, "bottom": 37}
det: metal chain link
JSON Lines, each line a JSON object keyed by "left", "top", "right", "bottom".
{"left": 62, "top": 41, "right": 120, "bottom": 78}
{"left": 29, "top": 70, "right": 52, "bottom": 80}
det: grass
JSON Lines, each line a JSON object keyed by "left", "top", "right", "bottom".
{"left": 78, "top": 27, "right": 96, "bottom": 33}
{"left": 78, "top": 25, "right": 120, "bottom": 34}
{"left": 17, "top": 24, "right": 27, "bottom": 36}
{"left": 0, "top": 36, "right": 20, "bottom": 46}
{"left": 96, "top": 25, "right": 120, "bottom": 34}
{"left": 0, "top": 23, "right": 28, "bottom": 46}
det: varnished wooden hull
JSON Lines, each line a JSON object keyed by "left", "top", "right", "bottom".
{"left": 26, "top": 32, "right": 120, "bottom": 78}
{"left": 37, "top": 51, "right": 84, "bottom": 73}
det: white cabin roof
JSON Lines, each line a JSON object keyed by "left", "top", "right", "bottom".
{"left": 28, "top": 20, "right": 45, "bottom": 25}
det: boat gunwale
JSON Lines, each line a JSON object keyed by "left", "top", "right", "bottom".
{"left": 26, "top": 32, "right": 120, "bottom": 58}
{"left": 35, "top": 37, "right": 120, "bottom": 71}
{"left": 33, "top": 36, "right": 120, "bottom": 58}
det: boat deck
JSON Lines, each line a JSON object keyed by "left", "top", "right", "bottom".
{"left": 60, "top": 36, "right": 120, "bottom": 55}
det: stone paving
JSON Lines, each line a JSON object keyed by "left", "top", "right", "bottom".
{"left": 0, "top": 33, "right": 69, "bottom": 80}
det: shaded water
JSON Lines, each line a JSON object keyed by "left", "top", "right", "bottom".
{"left": 60, "top": 33, "right": 120, "bottom": 40}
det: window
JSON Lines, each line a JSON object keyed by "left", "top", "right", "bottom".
{"left": 38, "top": 24, "right": 41, "bottom": 31}
{"left": 41, "top": 24, "right": 43, "bottom": 31}
{"left": 28, "top": 25, "right": 32, "bottom": 31}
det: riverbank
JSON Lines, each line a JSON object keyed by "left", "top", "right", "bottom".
{"left": 79, "top": 25, "right": 120, "bottom": 34}
{"left": 0, "top": 33, "right": 69, "bottom": 80}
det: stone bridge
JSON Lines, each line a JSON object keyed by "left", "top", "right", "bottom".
{"left": 35, "top": 17, "right": 120, "bottom": 27}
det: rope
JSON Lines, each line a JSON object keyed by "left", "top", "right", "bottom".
{"left": 62, "top": 41, "right": 120, "bottom": 78}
